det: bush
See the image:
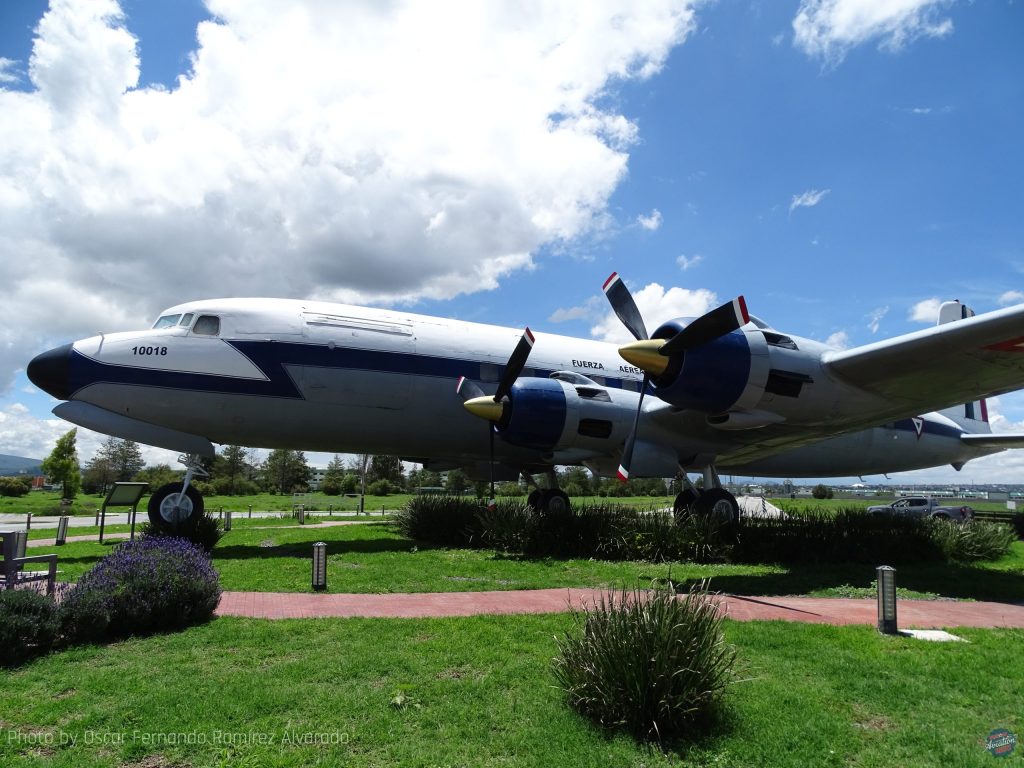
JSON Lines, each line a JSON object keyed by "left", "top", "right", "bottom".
{"left": 367, "top": 479, "right": 392, "bottom": 496}
{"left": 553, "top": 583, "right": 736, "bottom": 742}
{"left": 811, "top": 484, "right": 833, "bottom": 500}
{"left": 394, "top": 496, "right": 483, "bottom": 546}
{"left": 0, "top": 476, "right": 31, "bottom": 497}
{"left": 0, "top": 589, "right": 59, "bottom": 667}
{"left": 142, "top": 512, "right": 223, "bottom": 553}
{"left": 1013, "top": 513, "right": 1024, "bottom": 540}
{"left": 59, "top": 536, "right": 221, "bottom": 643}
{"left": 929, "top": 520, "right": 1016, "bottom": 562}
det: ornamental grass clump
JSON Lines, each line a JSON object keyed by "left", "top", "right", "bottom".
{"left": 929, "top": 519, "right": 1016, "bottom": 562}
{"left": 142, "top": 511, "right": 223, "bottom": 553}
{"left": 394, "top": 496, "right": 484, "bottom": 546}
{"left": 59, "top": 536, "right": 221, "bottom": 643}
{"left": 553, "top": 582, "right": 736, "bottom": 742}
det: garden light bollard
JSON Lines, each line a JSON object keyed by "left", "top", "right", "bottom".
{"left": 312, "top": 541, "right": 327, "bottom": 591}
{"left": 297, "top": 506, "right": 305, "bottom": 525}
{"left": 876, "top": 565, "right": 897, "bottom": 635}
{"left": 224, "top": 510, "right": 232, "bottom": 532}
{"left": 56, "top": 515, "right": 70, "bottom": 545}
{"left": 248, "top": 504, "right": 252, "bottom": 519}
{"left": 26, "top": 512, "right": 31, "bottom": 530}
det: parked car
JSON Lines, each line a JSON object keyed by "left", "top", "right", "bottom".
{"left": 866, "top": 496, "right": 974, "bottom": 522}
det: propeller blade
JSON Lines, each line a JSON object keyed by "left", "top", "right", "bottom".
{"left": 617, "top": 374, "right": 648, "bottom": 482}
{"left": 456, "top": 376, "right": 485, "bottom": 402}
{"left": 659, "top": 296, "right": 748, "bottom": 357}
{"left": 602, "top": 272, "right": 648, "bottom": 341}
{"left": 494, "top": 327, "right": 535, "bottom": 402}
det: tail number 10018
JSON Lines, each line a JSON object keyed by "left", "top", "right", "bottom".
{"left": 132, "top": 346, "right": 168, "bottom": 356}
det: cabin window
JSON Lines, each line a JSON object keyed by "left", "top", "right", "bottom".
{"left": 152, "top": 314, "right": 181, "bottom": 329}
{"left": 193, "top": 315, "right": 221, "bottom": 336}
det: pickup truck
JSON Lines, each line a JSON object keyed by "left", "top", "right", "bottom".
{"left": 866, "top": 496, "right": 974, "bottom": 522}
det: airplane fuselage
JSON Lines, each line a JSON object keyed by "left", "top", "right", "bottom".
{"left": 28, "top": 297, "right": 1001, "bottom": 480}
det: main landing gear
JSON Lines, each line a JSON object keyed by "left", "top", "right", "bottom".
{"left": 525, "top": 471, "right": 571, "bottom": 516}
{"left": 148, "top": 453, "right": 209, "bottom": 533}
{"left": 673, "top": 466, "right": 739, "bottom": 525}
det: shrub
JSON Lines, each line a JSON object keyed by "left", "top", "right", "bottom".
{"left": 553, "top": 583, "right": 736, "bottom": 742}
{"left": 475, "top": 501, "right": 530, "bottom": 552}
{"left": 142, "top": 511, "right": 223, "bottom": 553}
{"left": 321, "top": 479, "right": 342, "bottom": 496}
{"left": 0, "top": 589, "right": 59, "bottom": 667}
{"left": 811, "top": 484, "right": 833, "bottom": 500}
{"left": 929, "top": 520, "right": 1016, "bottom": 562}
{"left": 59, "top": 536, "right": 221, "bottom": 643}
{"left": 395, "top": 496, "right": 483, "bottom": 546}
{"left": 367, "top": 479, "right": 392, "bottom": 496}
{"left": 0, "top": 476, "right": 31, "bottom": 497}
{"left": 1013, "top": 513, "right": 1024, "bottom": 540}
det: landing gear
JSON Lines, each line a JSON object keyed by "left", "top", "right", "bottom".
{"left": 673, "top": 467, "right": 739, "bottom": 526}
{"left": 148, "top": 482, "right": 205, "bottom": 530}
{"left": 525, "top": 472, "right": 571, "bottom": 516}
{"left": 147, "top": 453, "right": 209, "bottom": 533}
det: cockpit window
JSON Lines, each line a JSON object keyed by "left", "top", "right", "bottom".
{"left": 153, "top": 314, "right": 181, "bottom": 329}
{"left": 178, "top": 313, "right": 195, "bottom": 327}
{"left": 193, "top": 315, "right": 220, "bottom": 336}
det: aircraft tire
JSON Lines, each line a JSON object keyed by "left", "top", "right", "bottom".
{"left": 673, "top": 489, "right": 699, "bottom": 523}
{"left": 527, "top": 490, "right": 543, "bottom": 511}
{"left": 148, "top": 482, "right": 205, "bottom": 532}
{"left": 692, "top": 487, "right": 739, "bottom": 525}
{"left": 542, "top": 489, "right": 571, "bottom": 517}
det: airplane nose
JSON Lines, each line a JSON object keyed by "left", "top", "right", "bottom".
{"left": 27, "top": 344, "right": 74, "bottom": 400}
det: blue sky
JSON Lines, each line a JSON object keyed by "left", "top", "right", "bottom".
{"left": 1, "top": 0, "right": 1022, "bottom": 485}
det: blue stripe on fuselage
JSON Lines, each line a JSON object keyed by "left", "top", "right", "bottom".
{"left": 67, "top": 340, "right": 638, "bottom": 399}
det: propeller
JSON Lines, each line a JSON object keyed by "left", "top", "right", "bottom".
{"left": 457, "top": 327, "right": 536, "bottom": 498}
{"left": 602, "top": 273, "right": 749, "bottom": 481}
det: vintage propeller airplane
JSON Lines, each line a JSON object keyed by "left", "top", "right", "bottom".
{"left": 26, "top": 273, "right": 1024, "bottom": 531}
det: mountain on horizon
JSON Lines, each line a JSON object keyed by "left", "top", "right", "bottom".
{"left": 0, "top": 453, "right": 43, "bottom": 476}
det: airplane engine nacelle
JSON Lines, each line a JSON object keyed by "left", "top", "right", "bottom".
{"left": 647, "top": 320, "right": 761, "bottom": 413}
{"left": 497, "top": 378, "right": 634, "bottom": 455}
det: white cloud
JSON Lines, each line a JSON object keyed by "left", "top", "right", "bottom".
{"left": 0, "top": 402, "right": 176, "bottom": 466}
{"left": 908, "top": 297, "right": 941, "bottom": 323}
{"left": 590, "top": 282, "right": 717, "bottom": 344}
{"left": 0, "top": 57, "right": 20, "bottom": 84}
{"left": 636, "top": 209, "right": 662, "bottom": 231}
{"left": 789, "top": 188, "right": 830, "bottom": 213}
{"left": 825, "top": 330, "right": 850, "bottom": 349}
{"left": 998, "top": 290, "right": 1024, "bottom": 306}
{"left": 866, "top": 305, "right": 888, "bottom": 333}
{"left": 548, "top": 297, "right": 603, "bottom": 324}
{"left": 793, "top": 0, "right": 954, "bottom": 65}
{"left": 676, "top": 253, "right": 704, "bottom": 271}
{"left": 0, "top": 0, "right": 700, "bottom": 394}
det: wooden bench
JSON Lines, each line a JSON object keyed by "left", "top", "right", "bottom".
{"left": 1, "top": 530, "right": 58, "bottom": 596}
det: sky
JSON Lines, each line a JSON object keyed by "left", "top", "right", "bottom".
{"left": 0, "top": 0, "right": 1022, "bottom": 486}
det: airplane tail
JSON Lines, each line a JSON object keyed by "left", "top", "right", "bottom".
{"left": 936, "top": 300, "right": 992, "bottom": 435}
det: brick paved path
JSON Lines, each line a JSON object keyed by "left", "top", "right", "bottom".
{"left": 216, "top": 589, "right": 1024, "bottom": 628}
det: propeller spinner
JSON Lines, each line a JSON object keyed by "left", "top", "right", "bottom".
{"left": 602, "top": 273, "right": 749, "bottom": 481}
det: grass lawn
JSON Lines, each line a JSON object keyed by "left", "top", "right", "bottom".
{"left": 37, "top": 521, "right": 1024, "bottom": 602}
{"left": 0, "top": 616, "right": 1020, "bottom": 768}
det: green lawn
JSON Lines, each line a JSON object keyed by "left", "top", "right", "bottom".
{"left": 0, "top": 616, "right": 1020, "bottom": 767}
{"left": 37, "top": 521, "right": 1024, "bottom": 602}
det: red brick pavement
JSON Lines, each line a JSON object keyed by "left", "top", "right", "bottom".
{"left": 215, "top": 589, "right": 1024, "bottom": 628}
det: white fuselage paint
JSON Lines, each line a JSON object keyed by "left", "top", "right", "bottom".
{"left": 59, "top": 298, "right": 998, "bottom": 479}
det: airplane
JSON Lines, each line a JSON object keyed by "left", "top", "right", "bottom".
{"left": 25, "top": 272, "right": 1024, "bottom": 531}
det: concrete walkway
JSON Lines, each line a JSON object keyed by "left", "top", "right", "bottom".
{"left": 215, "top": 589, "right": 1024, "bottom": 628}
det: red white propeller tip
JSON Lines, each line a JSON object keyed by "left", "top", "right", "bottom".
{"left": 616, "top": 465, "right": 629, "bottom": 482}
{"left": 735, "top": 296, "right": 749, "bottom": 326}
{"left": 456, "top": 376, "right": 466, "bottom": 393}
{"left": 524, "top": 327, "right": 535, "bottom": 345}
{"left": 602, "top": 272, "right": 620, "bottom": 293}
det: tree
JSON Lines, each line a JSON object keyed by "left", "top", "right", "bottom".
{"left": 444, "top": 468, "right": 470, "bottom": 494}
{"left": 83, "top": 437, "right": 145, "bottom": 493}
{"left": 41, "top": 428, "right": 80, "bottom": 499}
{"left": 812, "top": 483, "right": 834, "bottom": 500}
{"left": 321, "top": 454, "right": 346, "bottom": 495}
{"left": 213, "top": 445, "right": 252, "bottom": 495}
{"left": 263, "top": 449, "right": 311, "bottom": 494}
{"left": 134, "top": 464, "right": 182, "bottom": 490}
{"left": 369, "top": 455, "right": 404, "bottom": 488}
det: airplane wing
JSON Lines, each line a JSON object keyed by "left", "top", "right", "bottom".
{"left": 823, "top": 303, "right": 1024, "bottom": 415}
